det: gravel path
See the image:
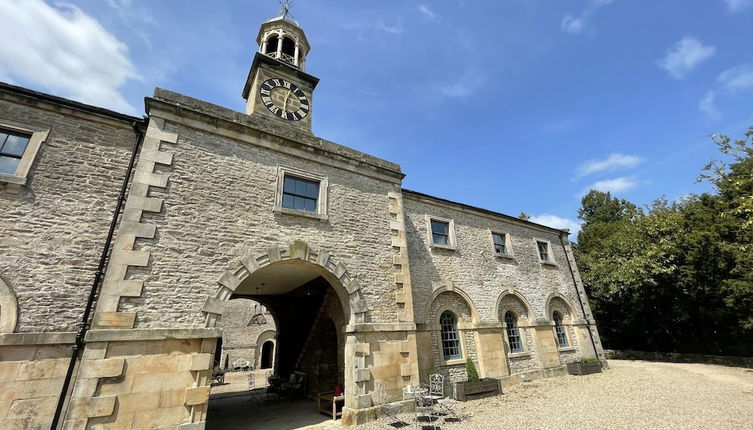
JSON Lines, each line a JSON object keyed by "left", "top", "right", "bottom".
{"left": 360, "top": 360, "right": 753, "bottom": 430}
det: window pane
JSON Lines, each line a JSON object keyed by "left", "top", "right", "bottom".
{"left": 305, "top": 181, "right": 319, "bottom": 199}
{"left": 432, "top": 233, "right": 448, "bottom": 246}
{"left": 492, "top": 233, "right": 503, "bottom": 245}
{"left": 282, "top": 194, "right": 295, "bottom": 209}
{"left": 294, "top": 196, "right": 305, "bottom": 210}
{"left": 304, "top": 198, "right": 316, "bottom": 212}
{"left": 295, "top": 178, "right": 307, "bottom": 195}
{"left": 0, "top": 156, "right": 20, "bottom": 175}
{"left": 2, "top": 134, "right": 30, "bottom": 157}
{"left": 431, "top": 220, "right": 448, "bottom": 235}
{"left": 283, "top": 176, "right": 296, "bottom": 193}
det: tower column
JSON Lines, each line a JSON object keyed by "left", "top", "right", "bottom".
{"left": 276, "top": 30, "right": 283, "bottom": 59}
{"left": 294, "top": 43, "right": 300, "bottom": 66}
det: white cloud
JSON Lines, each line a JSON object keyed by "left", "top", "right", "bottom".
{"left": 439, "top": 70, "right": 486, "bottom": 98}
{"left": 581, "top": 177, "right": 637, "bottom": 195}
{"left": 417, "top": 5, "right": 437, "bottom": 21}
{"left": 657, "top": 37, "right": 715, "bottom": 80}
{"left": 699, "top": 91, "right": 722, "bottom": 119}
{"left": 717, "top": 65, "right": 753, "bottom": 93}
{"left": 529, "top": 214, "right": 582, "bottom": 236}
{"left": 375, "top": 21, "right": 406, "bottom": 35}
{"left": 574, "top": 153, "right": 643, "bottom": 179}
{"left": 724, "top": 0, "right": 753, "bottom": 13}
{"left": 561, "top": 0, "right": 616, "bottom": 35}
{"left": 0, "top": 0, "right": 139, "bottom": 113}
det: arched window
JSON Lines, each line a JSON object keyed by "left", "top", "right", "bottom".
{"left": 439, "top": 310, "right": 461, "bottom": 360}
{"left": 504, "top": 311, "right": 523, "bottom": 353}
{"left": 265, "top": 35, "right": 279, "bottom": 55}
{"left": 281, "top": 37, "right": 295, "bottom": 57}
{"left": 553, "top": 311, "right": 568, "bottom": 347}
{"left": 0, "top": 276, "right": 18, "bottom": 333}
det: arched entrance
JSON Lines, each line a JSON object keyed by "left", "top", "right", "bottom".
{"left": 206, "top": 246, "right": 353, "bottom": 429}
{"left": 260, "top": 340, "right": 274, "bottom": 369}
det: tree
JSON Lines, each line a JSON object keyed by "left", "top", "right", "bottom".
{"left": 575, "top": 127, "right": 753, "bottom": 356}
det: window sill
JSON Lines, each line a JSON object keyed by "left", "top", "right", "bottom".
{"left": 508, "top": 351, "right": 531, "bottom": 359}
{"left": 0, "top": 174, "right": 25, "bottom": 194}
{"left": 439, "top": 358, "right": 465, "bottom": 366}
{"left": 0, "top": 174, "right": 26, "bottom": 185}
{"left": 495, "top": 253, "right": 515, "bottom": 260}
{"left": 558, "top": 346, "right": 576, "bottom": 352}
{"left": 272, "top": 206, "right": 329, "bottom": 221}
{"left": 540, "top": 260, "right": 558, "bottom": 267}
{"left": 431, "top": 243, "right": 456, "bottom": 251}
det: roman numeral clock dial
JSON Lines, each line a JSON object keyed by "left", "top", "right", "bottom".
{"left": 259, "top": 78, "right": 310, "bottom": 121}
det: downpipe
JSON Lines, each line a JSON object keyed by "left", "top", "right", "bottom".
{"left": 50, "top": 119, "right": 146, "bottom": 429}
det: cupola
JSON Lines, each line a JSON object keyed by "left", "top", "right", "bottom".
{"left": 256, "top": 10, "right": 310, "bottom": 70}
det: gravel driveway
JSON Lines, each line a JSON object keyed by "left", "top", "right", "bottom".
{"left": 361, "top": 360, "right": 753, "bottom": 430}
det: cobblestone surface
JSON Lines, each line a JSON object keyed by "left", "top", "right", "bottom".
{"left": 361, "top": 360, "right": 753, "bottom": 430}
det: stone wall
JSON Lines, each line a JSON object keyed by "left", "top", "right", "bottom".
{"left": 0, "top": 90, "right": 137, "bottom": 332}
{"left": 0, "top": 334, "right": 73, "bottom": 430}
{"left": 217, "top": 298, "right": 276, "bottom": 369}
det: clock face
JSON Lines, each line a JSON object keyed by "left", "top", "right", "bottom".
{"left": 259, "top": 78, "right": 310, "bottom": 121}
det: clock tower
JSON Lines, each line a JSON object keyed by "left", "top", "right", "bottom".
{"left": 242, "top": 5, "right": 319, "bottom": 132}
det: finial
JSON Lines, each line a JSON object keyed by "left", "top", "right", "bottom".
{"left": 278, "top": 0, "right": 294, "bottom": 20}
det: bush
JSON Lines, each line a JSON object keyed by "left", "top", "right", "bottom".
{"left": 465, "top": 357, "right": 479, "bottom": 382}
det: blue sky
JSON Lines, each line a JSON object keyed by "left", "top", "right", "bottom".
{"left": 2, "top": 0, "right": 753, "bottom": 235}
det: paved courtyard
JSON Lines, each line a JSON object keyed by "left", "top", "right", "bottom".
{"left": 208, "top": 360, "right": 753, "bottom": 429}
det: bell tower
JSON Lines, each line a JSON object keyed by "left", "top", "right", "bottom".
{"left": 242, "top": 2, "right": 319, "bottom": 132}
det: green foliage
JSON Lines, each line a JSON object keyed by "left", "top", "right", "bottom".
{"left": 518, "top": 212, "right": 531, "bottom": 220}
{"left": 575, "top": 128, "right": 753, "bottom": 356}
{"left": 465, "top": 357, "right": 479, "bottom": 382}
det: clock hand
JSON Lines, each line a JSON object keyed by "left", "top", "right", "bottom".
{"left": 282, "top": 90, "right": 292, "bottom": 112}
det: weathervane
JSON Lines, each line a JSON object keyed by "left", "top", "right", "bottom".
{"left": 278, "top": 0, "right": 294, "bottom": 20}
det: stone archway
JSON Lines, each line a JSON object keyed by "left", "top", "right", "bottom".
{"left": 0, "top": 275, "right": 18, "bottom": 333}
{"left": 202, "top": 240, "right": 368, "bottom": 328}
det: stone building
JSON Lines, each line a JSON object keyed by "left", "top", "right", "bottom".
{"left": 0, "top": 10, "right": 604, "bottom": 430}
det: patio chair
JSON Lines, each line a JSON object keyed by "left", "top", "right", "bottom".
{"left": 376, "top": 383, "right": 409, "bottom": 428}
{"left": 427, "top": 373, "right": 461, "bottom": 423}
{"left": 413, "top": 389, "right": 438, "bottom": 430}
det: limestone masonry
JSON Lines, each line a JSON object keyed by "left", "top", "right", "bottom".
{"left": 0, "top": 11, "right": 604, "bottom": 430}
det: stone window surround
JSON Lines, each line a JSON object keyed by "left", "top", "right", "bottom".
{"left": 273, "top": 164, "right": 329, "bottom": 221}
{"left": 0, "top": 120, "right": 49, "bottom": 190}
{"left": 427, "top": 215, "right": 457, "bottom": 250}
{"left": 432, "top": 304, "right": 470, "bottom": 366}
{"left": 533, "top": 238, "right": 557, "bottom": 266}
{"left": 489, "top": 230, "right": 514, "bottom": 259}
{"left": 0, "top": 275, "right": 18, "bottom": 333}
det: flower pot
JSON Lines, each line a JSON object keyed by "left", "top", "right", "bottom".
{"left": 454, "top": 378, "right": 500, "bottom": 401}
{"left": 566, "top": 361, "right": 602, "bottom": 376}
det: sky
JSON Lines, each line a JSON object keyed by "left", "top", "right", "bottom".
{"left": 1, "top": 0, "right": 752, "bottom": 237}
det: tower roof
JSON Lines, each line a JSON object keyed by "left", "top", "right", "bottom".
{"left": 266, "top": 13, "right": 300, "bottom": 28}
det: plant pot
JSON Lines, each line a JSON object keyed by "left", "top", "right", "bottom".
{"left": 454, "top": 378, "right": 500, "bottom": 401}
{"left": 566, "top": 361, "right": 602, "bottom": 376}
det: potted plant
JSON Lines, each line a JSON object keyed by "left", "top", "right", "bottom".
{"left": 454, "top": 358, "right": 501, "bottom": 401}
{"left": 566, "top": 357, "right": 603, "bottom": 376}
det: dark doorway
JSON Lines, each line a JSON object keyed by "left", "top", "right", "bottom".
{"left": 261, "top": 340, "right": 274, "bottom": 369}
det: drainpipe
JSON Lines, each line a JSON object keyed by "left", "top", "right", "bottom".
{"left": 51, "top": 119, "right": 146, "bottom": 430}
{"left": 558, "top": 232, "right": 600, "bottom": 359}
